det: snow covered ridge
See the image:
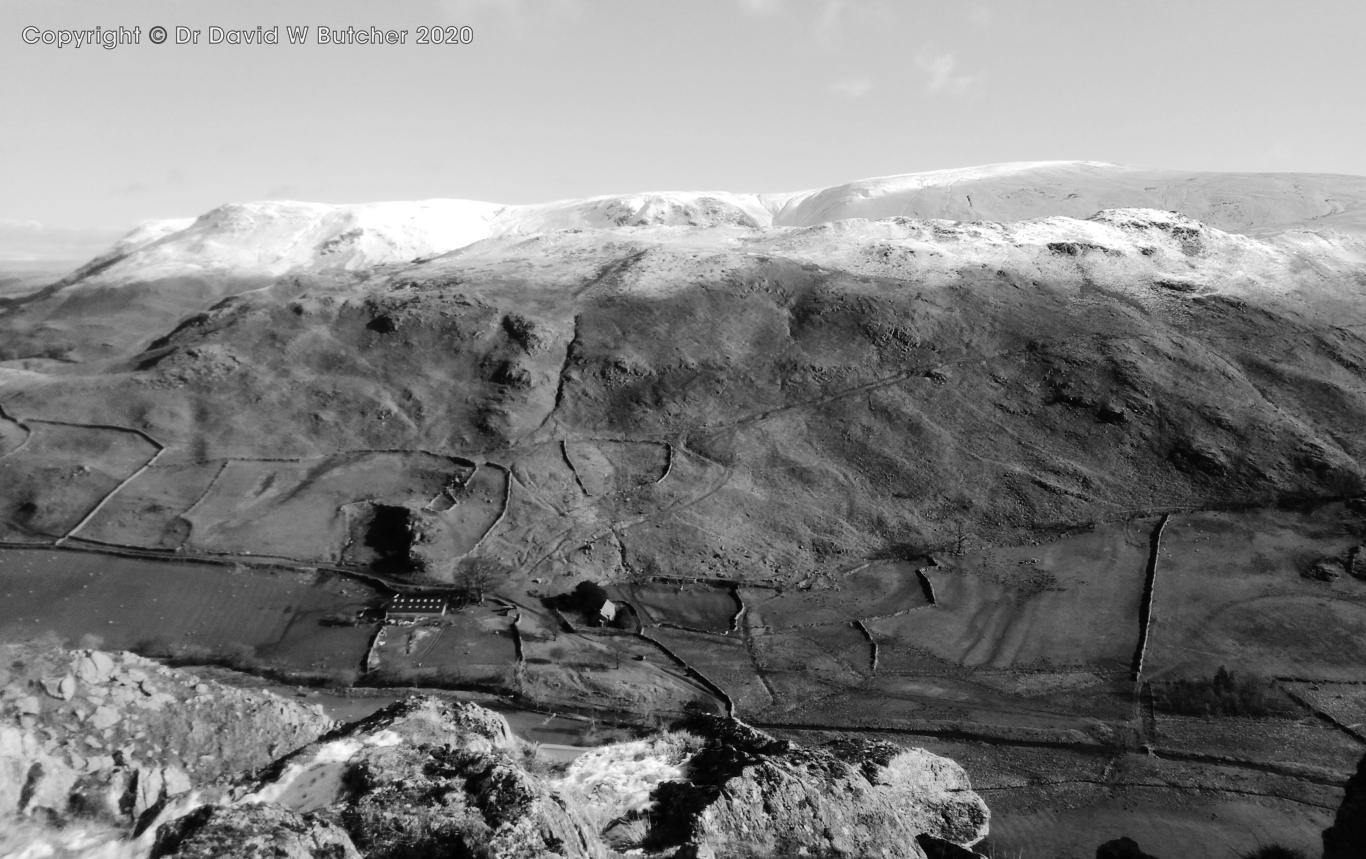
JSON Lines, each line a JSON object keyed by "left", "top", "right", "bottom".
{"left": 74, "top": 161, "right": 1366, "bottom": 282}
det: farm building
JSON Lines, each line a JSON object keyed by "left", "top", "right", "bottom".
{"left": 385, "top": 595, "right": 447, "bottom": 621}
{"left": 598, "top": 598, "right": 617, "bottom": 624}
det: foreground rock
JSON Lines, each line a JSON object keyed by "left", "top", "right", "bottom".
{"left": 649, "top": 717, "right": 988, "bottom": 858}
{"left": 149, "top": 696, "right": 989, "bottom": 859}
{"left": 0, "top": 642, "right": 334, "bottom": 827}
{"left": 152, "top": 697, "right": 607, "bottom": 859}
{"left": 150, "top": 803, "right": 361, "bottom": 859}
{"left": 1324, "top": 750, "right": 1366, "bottom": 859}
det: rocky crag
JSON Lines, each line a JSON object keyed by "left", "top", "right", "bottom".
{"left": 0, "top": 645, "right": 993, "bottom": 857}
{"left": 150, "top": 697, "right": 988, "bottom": 859}
{"left": 0, "top": 642, "right": 334, "bottom": 831}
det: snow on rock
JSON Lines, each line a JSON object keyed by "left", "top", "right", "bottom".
{"left": 769, "top": 161, "right": 1366, "bottom": 234}
{"left": 84, "top": 199, "right": 502, "bottom": 282}
{"left": 770, "top": 160, "right": 1111, "bottom": 227}
{"left": 69, "top": 162, "right": 1366, "bottom": 287}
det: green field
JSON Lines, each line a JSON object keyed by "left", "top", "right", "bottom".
{"left": 0, "top": 548, "right": 379, "bottom": 676}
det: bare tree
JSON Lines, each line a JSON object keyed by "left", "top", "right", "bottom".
{"left": 950, "top": 516, "right": 971, "bottom": 555}
{"left": 944, "top": 494, "right": 973, "bottom": 555}
{"left": 457, "top": 557, "right": 510, "bottom": 603}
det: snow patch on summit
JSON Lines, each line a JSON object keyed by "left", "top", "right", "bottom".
{"left": 71, "top": 161, "right": 1366, "bottom": 284}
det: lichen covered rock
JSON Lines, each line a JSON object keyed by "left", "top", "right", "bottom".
{"left": 0, "top": 643, "right": 332, "bottom": 827}
{"left": 150, "top": 802, "right": 361, "bottom": 859}
{"left": 240, "top": 696, "right": 606, "bottom": 859}
{"left": 648, "top": 717, "right": 989, "bottom": 859}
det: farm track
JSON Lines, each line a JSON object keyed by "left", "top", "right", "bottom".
{"left": 971, "top": 779, "right": 1339, "bottom": 810}
{"left": 176, "top": 461, "right": 232, "bottom": 547}
{"left": 1283, "top": 686, "right": 1366, "bottom": 744}
{"left": 754, "top": 720, "right": 1352, "bottom": 788}
{"left": 636, "top": 628, "right": 735, "bottom": 717}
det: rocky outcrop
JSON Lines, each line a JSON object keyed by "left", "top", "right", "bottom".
{"left": 203, "top": 696, "right": 606, "bottom": 859}
{"left": 0, "top": 643, "right": 333, "bottom": 828}
{"left": 648, "top": 717, "right": 989, "bottom": 859}
{"left": 150, "top": 802, "right": 361, "bottom": 859}
{"left": 1324, "top": 751, "right": 1366, "bottom": 859}
{"left": 150, "top": 698, "right": 989, "bottom": 859}
{"left": 4, "top": 640, "right": 993, "bottom": 859}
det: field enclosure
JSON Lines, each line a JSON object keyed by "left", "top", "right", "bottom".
{"left": 0, "top": 548, "right": 379, "bottom": 676}
{"left": 1145, "top": 507, "right": 1366, "bottom": 681}
{"left": 0, "top": 418, "right": 159, "bottom": 541}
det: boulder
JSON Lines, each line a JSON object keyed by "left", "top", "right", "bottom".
{"left": 1303, "top": 558, "right": 1342, "bottom": 582}
{"left": 650, "top": 718, "right": 989, "bottom": 858}
{"left": 90, "top": 705, "right": 122, "bottom": 730}
{"left": 163, "top": 765, "right": 193, "bottom": 797}
{"left": 340, "top": 694, "right": 518, "bottom": 751}
{"left": 42, "top": 675, "right": 76, "bottom": 701}
{"left": 75, "top": 650, "right": 117, "bottom": 685}
{"left": 238, "top": 697, "right": 603, "bottom": 859}
{"left": 134, "top": 766, "right": 166, "bottom": 817}
{"left": 344, "top": 743, "right": 605, "bottom": 859}
{"left": 67, "top": 768, "right": 131, "bottom": 822}
{"left": 150, "top": 802, "right": 361, "bottom": 859}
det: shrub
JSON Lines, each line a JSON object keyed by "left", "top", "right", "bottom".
{"left": 1155, "top": 666, "right": 1296, "bottom": 718}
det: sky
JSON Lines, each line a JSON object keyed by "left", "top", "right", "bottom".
{"left": 3, "top": 0, "right": 1366, "bottom": 259}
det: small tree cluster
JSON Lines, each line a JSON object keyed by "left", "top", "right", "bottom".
{"left": 1155, "top": 666, "right": 1296, "bottom": 718}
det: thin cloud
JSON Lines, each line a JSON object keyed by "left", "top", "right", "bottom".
{"left": 827, "top": 75, "right": 874, "bottom": 98}
{"left": 0, "top": 221, "right": 127, "bottom": 264}
{"left": 969, "top": 5, "right": 996, "bottom": 27}
{"left": 440, "top": 0, "right": 580, "bottom": 26}
{"left": 741, "top": 0, "right": 886, "bottom": 48}
{"left": 737, "top": 0, "right": 782, "bottom": 14}
{"left": 263, "top": 184, "right": 304, "bottom": 200}
{"left": 915, "top": 48, "right": 985, "bottom": 95}
{"left": 815, "top": 0, "right": 851, "bottom": 39}
{"left": 108, "top": 181, "right": 150, "bottom": 198}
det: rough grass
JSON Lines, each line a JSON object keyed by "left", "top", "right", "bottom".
{"left": 133, "top": 637, "right": 357, "bottom": 688}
